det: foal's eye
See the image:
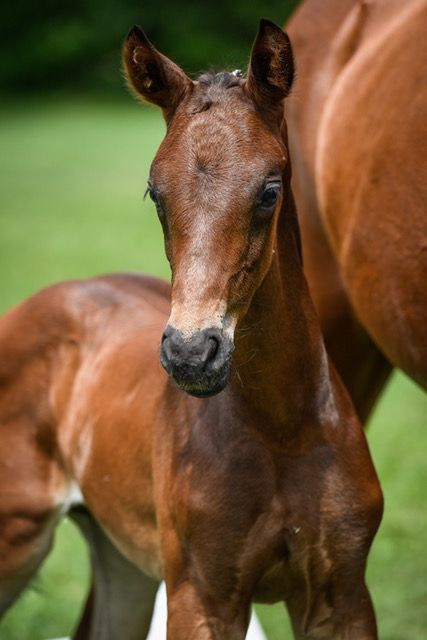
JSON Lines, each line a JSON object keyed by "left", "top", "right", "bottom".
{"left": 145, "top": 184, "right": 164, "bottom": 216}
{"left": 261, "top": 187, "right": 279, "bottom": 208}
{"left": 256, "top": 182, "right": 281, "bottom": 217}
{"left": 148, "top": 189, "right": 159, "bottom": 207}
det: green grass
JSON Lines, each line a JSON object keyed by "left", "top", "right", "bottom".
{"left": 0, "top": 97, "right": 169, "bottom": 313}
{"left": 0, "top": 99, "right": 426, "bottom": 639}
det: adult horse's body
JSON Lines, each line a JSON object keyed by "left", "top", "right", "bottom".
{"left": 0, "top": 22, "right": 382, "bottom": 639}
{"left": 286, "top": 0, "right": 427, "bottom": 421}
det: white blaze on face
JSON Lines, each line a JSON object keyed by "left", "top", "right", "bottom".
{"left": 167, "top": 196, "right": 239, "bottom": 342}
{"left": 168, "top": 298, "right": 237, "bottom": 342}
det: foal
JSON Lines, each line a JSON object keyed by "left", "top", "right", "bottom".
{"left": 0, "top": 21, "right": 382, "bottom": 639}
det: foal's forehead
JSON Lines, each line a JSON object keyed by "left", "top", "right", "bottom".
{"left": 152, "top": 75, "right": 285, "bottom": 183}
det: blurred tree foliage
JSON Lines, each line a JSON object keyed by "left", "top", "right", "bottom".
{"left": 0, "top": 0, "right": 300, "bottom": 95}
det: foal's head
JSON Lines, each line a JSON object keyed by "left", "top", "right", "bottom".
{"left": 124, "top": 20, "right": 294, "bottom": 397}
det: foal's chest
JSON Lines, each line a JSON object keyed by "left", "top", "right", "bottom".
{"left": 169, "top": 432, "right": 339, "bottom": 603}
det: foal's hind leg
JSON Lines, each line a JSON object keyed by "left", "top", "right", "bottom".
{"left": 0, "top": 512, "right": 56, "bottom": 615}
{"left": 70, "top": 507, "right": 159, "bottom": 640}
{"left": 0, "top": 416, "right": 66, "bottom": 617}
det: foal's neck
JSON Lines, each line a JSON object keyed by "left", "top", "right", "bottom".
{"left": 232, "top": 182, "right": 336, "bottom": 434}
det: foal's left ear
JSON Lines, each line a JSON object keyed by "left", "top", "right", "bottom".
{"left": 246, "top": 19, "right": 294, "bottom": 113}
{"left": 123, "top": 25, "right": 193, "bottom": 123}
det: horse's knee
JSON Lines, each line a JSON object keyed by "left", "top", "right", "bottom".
{"left": 167, "top": 581, "right": 249, "bottom": 640}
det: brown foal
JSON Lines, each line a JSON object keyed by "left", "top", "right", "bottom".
{"left": 0, "top": 21, "right": 382, "bottom": 639}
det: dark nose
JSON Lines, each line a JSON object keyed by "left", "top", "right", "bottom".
{"left": 160, "top": 325, "right": 233, "bottom": 397}
{"left": 162, "top": 326, "right": 220, "bottom": 369}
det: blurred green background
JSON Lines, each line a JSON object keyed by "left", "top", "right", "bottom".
{"left": 0, "top": 1, "right": 426, "bottom": 639}
{"left": 1, "top": 0, "right": 299, "bottom": 96}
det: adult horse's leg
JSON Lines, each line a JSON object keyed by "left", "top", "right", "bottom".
{"left": 70, "top": 507, "right": 159, "bottom": 640}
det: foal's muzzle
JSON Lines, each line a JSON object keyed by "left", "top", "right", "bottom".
{"left": 160, "top": 325, "right": 234, "bottom": 397}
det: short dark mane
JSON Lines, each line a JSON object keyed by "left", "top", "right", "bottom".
{"left": 196, "top": 71, "right": 243, "bottom": 89}
{"left": 190, "top": 71, "right": 245, "bottom": 114}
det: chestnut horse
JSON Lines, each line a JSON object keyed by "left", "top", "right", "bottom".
{"left": 0, "top": 21, "right": 383, "bottom": 639}
{"left": 286, "top": 0, "right": 427, "bottom": 422}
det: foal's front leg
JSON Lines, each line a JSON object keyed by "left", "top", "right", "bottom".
{"left": 286, "top": 571, "right": 378, "bottom": 640}
{"left": 161, "top": 534, "right": 249, "bottom": 640}
{"left": 165, "top": 578, "right": 250, "bottom": 640}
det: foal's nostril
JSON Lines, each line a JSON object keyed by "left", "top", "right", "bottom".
{"left": 206, "top": 335, "right": 220, "bottom": 363}
{"left": 161, "top": 329, "right": 173, "bottom": 360}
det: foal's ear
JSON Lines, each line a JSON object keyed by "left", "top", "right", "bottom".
{"left": 123, "top": 25, "right": 192, "bottom": 122}
{"left": 246, "top": 19, "right": 294, "bottom": 113}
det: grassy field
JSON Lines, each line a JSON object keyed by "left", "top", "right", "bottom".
{"left": 0, "top": 99, "right": 426, "bottom": 639}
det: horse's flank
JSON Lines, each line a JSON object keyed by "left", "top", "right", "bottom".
{"left": 287, "top": 0, "right": 427, "bottom": 421}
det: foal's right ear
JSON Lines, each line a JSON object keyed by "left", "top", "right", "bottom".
{"left": 123, "top": 26, "right": 193, "bottom": 123}
{"left": 246, "top": 19, "right": 294, "bottom": 114}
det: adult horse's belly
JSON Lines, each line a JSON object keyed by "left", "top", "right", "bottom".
{"left": 316, "top": 1, "right": 427, "bottom": 389}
